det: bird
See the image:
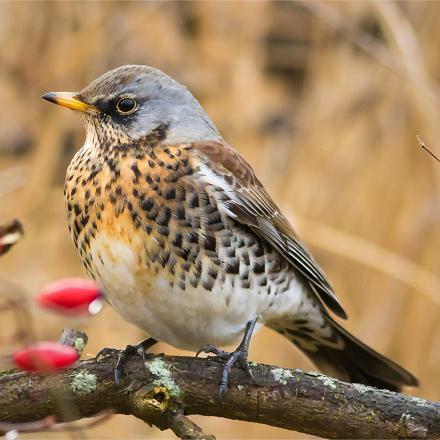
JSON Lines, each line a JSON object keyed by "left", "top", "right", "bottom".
{"left": 42, "top": 65, "right": 418, "bottom": 396}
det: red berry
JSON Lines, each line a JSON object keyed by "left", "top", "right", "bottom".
{"left": 13, "top": 342, "right": 79, "bottom": 372}
{"left": 37, "top": 278, "right": 102, "bottom": 315}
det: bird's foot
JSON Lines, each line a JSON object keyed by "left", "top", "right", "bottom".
{"left": 196, "top": 343, "right": 254, "bottom": 399}
{"left": 196, "top": 343, "right": 254, "bottom": 398}
{"left": 96, "top": 337, "right": 158, "bottom": 384}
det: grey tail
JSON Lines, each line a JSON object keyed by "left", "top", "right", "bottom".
{"left": 272, "top": 315, "right": 418, "bottom": 392}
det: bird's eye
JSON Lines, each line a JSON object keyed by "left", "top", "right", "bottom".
{"left": 116, "top": 97, "right": 138, "bottom": 115}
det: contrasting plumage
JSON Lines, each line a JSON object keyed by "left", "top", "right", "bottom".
{"left": 42, "top": 65, "right": 418, "bottom": 393}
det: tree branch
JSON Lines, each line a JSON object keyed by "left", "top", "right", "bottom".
{"left": 0, "top": 332, "right": 438, "bottom": 439}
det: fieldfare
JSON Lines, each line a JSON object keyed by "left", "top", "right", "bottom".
{"left": 42, "top": 65, "right": 418, "bottom": 396}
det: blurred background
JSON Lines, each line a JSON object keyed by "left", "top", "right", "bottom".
{"left": 0, "top": 1, "right": 439, "bottom": 438}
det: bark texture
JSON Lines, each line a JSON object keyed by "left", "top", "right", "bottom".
{"left": 0, "top": 345, "right": 438, "bottom": 439}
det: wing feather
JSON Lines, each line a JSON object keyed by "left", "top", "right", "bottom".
{"left": 192, "top": 141, "right": 347, "bottom": 319}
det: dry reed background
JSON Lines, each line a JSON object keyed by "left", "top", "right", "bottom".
{"left": 0, "top": 1, "right": 439, "bottom": 439}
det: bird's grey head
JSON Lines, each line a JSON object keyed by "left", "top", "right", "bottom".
{"left": 42, "top": 65, "right": 221, "bottom": 147}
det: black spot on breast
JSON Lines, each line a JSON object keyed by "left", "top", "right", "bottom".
{"left": 160, "top": 250, "right": 171, "bottom": 267}
{"left": 81, "top": 215, "right": 89, "bottom": 227}
{"left": 147, "top": 207, "right": 158, "bottom": 221}
{"left": 131, "top": 163, "right": 141, "bottom": 181}
{"left": 172, "top": 233, "right": 183, "bottom": 248}
{"left": 187, "top": 231, "right": 199, "bottom": 244}
{"left": 203, "top": 278, "right": 214, "bottom": 291}
{"left": 164, "top": 187, "right": 176, "bottom": 200}
{"left": 157, "top": 207, "right": 171, "bottom": 226}
{"left": 73, "top": 220, "right": 81, "bottom": 238}
{"left": 177, "top": 247, "right": 190, "bottom": 261}
{"left": 225, "top": 258, "right": 240, "bottom": 274}
{"left": 189, "top": 276, "right": 199, "bottom": 288}
{"left": 253, "top": 261, "right": 265, "bottom": 274}
{"left": 258, "top": 277, "right": 268, "bottom": 287}
{"left": 175, "top": 206, "right": 186, "bottom": 220}
{"left": 88, "top": 169, "right": 100, "bottom": 181}
{"left": 254, "top": 243, "right": 265, "bottom": 258}
{"left": 158, "top": 225, "right": 169, "bottom": 236}
{"left": 74, "top": 204, "right": 82, "bottom": 216}
{"left": 208, "top": 266, "right": 218, "bottom": 280}
{"left": 241, "top": 279, "right": 251, "bottom": 289}
{"left": 131, "top": 212, "right": 142, "bottom": 228}
{"left": 225, "top": 247, "right": 236, "bottom": 258}
{"left": 188, "top": 192, "right": 199, "bottom": 208}
{"left": 141, "top": 197, "right": 154, "bottom": 211}
{"left": 203, "top": 236, "right": 216, "bottom": 252}
{"left": 181, "top": 262, "right": 191, "bottom": 272}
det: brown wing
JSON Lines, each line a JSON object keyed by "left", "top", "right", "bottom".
{"left": 192, "top": 141, "right": 347, "bottom": 320}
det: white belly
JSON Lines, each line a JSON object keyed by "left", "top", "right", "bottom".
{"left": 90, "top": 235, "right": 306, "bottom": 351}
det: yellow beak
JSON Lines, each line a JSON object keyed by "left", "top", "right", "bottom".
{"left": 41, "top": 92, "right": 97, "bottom": 113}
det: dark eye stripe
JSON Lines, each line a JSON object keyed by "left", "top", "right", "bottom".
{"left": 116, "top": 97, "right": 137, "bottom": 114}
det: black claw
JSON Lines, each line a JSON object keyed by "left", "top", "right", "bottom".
{"left": 98, "top": 338, "right": 158, "bottom": 384}
{"left": 96, "top": 347, "right": 117, "bottom": 361}
{"left": 196, "top": 344, "right": 228, "bottom": 359}
{"left": 195, "top": 319, "right": 258, "bottom": 399}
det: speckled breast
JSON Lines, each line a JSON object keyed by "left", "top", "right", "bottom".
{"left": 64, "top": 139, "right": 296, "bottom": 346}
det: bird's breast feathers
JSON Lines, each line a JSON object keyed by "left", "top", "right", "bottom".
{"left": 64, "top": 141, "right": 308, "bottom": 347}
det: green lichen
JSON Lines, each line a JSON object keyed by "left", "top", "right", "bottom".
{"left": 318, "top": 376, "right": 337, "bottom": 390}
{"left": 237, "top": 384, "right": 244, "bottom": 391}
{"left": 71, "top": 371, "right": 97, "bottom": 394}
{"left": 352, "top": 382, "right": 374, "bottom": 393}
{"left": 146, "top": 358, "right": 180, "bottom": 398}
{"left": 0, "top": 369, "right": 17, "bottom": 377}
{"left": 271, "top": 367, "right": 293, "bottom": 385}
{"left": 409, "top": 396, "right": 431, "bottom": 408}
{"left": 249, "top": 361, "right": 258, "bottom": 367}
{"left": 74, "top": 337, "right": 85, "bottom": 353}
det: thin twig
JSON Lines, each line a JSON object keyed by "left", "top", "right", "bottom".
{"left": 417, "top": 135, "right": 440, "bottom": 164}
{"left": 166, "top": 408, "right": 216, "bottom": 440}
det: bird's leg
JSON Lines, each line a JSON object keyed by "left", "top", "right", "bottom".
{"left": 97, "top": 337, "right": 158, "bottom": 383}
{"left": 196, "top": 319, "right": 257, "bottom": 399}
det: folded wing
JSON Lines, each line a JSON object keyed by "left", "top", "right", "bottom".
{"left": 192, "top": 141, "right": 347, "bottom": 319}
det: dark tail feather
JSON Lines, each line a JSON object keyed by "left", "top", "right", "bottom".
{"left": 279, "top": 316, "right": 418, "bottom": 392}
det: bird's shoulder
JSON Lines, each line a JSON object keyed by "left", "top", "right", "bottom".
{"left": 189, "top": 140, "right": 295, "bottom": 236}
